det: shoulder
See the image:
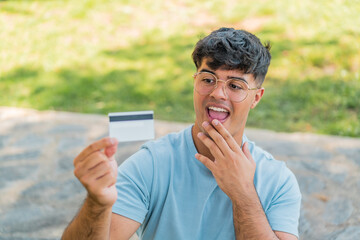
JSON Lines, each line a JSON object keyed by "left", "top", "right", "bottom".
{"left": 141, "top": 126, "right": 191, "bottom": 160}
{"left": 246, "top": 137, "right": 301, "bottom": 230}
{"left": 120, "top": 126, "right": 191, "bottom": 171}
{"left": 245, "top": 136, "right": 301, "bottom": 199}
{"left": 246, "top": 137, "right": 285, "bottom": 171}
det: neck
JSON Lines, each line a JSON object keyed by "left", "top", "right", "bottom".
{"left": 191, "top": 122, "right": 244, "bottom": 161}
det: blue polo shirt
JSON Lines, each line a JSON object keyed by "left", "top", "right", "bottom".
{"left": 112, "top": 125, "right": 301, "bottom": 239}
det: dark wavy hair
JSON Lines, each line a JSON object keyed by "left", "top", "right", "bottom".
{"left": 192, "top": 27, "right": 271, "bottom": 86}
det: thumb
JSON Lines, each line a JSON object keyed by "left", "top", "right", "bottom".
{"left": 104, "top": 138, "right": 118, "bottom": 158}
{"left": 242, "top": 142, "right": 255, "bottom": 165}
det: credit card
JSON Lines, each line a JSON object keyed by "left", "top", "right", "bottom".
{"left": 108, "top": 111, "right": 155, "bottom": 142}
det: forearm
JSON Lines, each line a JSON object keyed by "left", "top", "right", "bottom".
{"left": 62, "top": 196, "right": 113, "bottom": 240}
{"left": 232, "top": 188, "right": 278, "bottom": 240}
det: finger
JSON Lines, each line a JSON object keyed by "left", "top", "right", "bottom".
{"left": 108, "top": 158, "right": 118, "bottom": 176}
{"left": 242, "top": 142, "right": 256, "bottom": 167}
{"left": 195, "top": 153, "right": 216, "bottom": 172}
{"left": 87, "top": 172, "right": 116, "bottom": 196}
{"left": 74, "top": 151, "right": 107, "bottom": 179}
{"left": 202, "top": 121, "right": 231, "bottom": 154}
{"left": 74, "top": 137, "right": 117, "bottom": 165}
{"left": 197, "top": 132, "right": 224, "bottom": 159}
{"left": 96, "top": 171, "right": 117, "bottom": 188}
{"left": 104, "top": 138, "right": 118, "bottom": 158}
{"left": 211, "top": 119, "right": 240, "bottom": 152}
{"left": 89, "top": 160, "right": 113, "bottom": 180}
{"left": 79, "top": 160, "right": 116, "bottom": 192}
{"left": 80, "top": 161, "right": 113, "bottom": 188}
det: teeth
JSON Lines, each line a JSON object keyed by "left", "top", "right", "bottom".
{"left": 208, "top": 106, "right": 229, "bottom": 112}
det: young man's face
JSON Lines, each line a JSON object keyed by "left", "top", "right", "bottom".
{"left": 193, "top": 59, "right": 264, "bottom": 142}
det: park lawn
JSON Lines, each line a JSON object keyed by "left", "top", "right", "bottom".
{"left": 0, "top": 0, "right": 359, "bottom": 137}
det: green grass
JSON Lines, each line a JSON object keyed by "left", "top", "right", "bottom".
{"left": 1, "top": 0, "right": 359, "bottom": 137}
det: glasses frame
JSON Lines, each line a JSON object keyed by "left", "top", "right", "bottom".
{"left": 193, "top": 72, "right": 259, "bottom": 102}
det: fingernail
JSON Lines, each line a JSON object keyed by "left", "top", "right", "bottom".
{"left": 202, "top": 121, "right": 209, "bottom": 127}
{"left": 197, "top": 132, "right": 204, "bottom": 137}
{"left": 212, "top": 119, "right": 219, "bottom": 125}
{"left": 110, "top": 138, "right": 116, "bottom": 144}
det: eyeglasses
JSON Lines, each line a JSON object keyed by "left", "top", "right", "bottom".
{"left": 193, "top": 72, "right": 259, "bottom": 102}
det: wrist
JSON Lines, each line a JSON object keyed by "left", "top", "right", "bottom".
{"left": 85, "top": 195, "right": 113, "bottom": 215}
{"left": 230, "top": 185, "right": 258, "bottom": 206}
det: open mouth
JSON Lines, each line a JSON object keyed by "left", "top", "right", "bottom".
{"left": 207, "top": 106, "right": 230, "bottom": 123}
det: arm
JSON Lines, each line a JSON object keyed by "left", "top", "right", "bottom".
{"left": 110, "top": 213, "right": 140, "bottom": 239}
{"left": 195, "top": 120, "right": 297, "bottom": 240}
{"left": 61, "top": 137, "right": 139, "bottom": 240}
{"left": 62, "top": 197, "right": 113, "bottom": 240}
{"left": 231, "top": 189, "right": 297, "bottom": 240}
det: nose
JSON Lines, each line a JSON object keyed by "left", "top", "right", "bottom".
{"left": 209, "top": 81, "right": 228, "bottom": 100}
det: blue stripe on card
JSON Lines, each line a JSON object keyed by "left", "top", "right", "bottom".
{"left": 109, "top": 114, "right": 153, "bottom": 122}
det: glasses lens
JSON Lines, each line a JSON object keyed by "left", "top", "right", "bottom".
{"left": 194, "top": 72, "right": 216, "bottom": 95}
{"left": 193, "top": 73, "right": 249, "bottom": 102}
{"left": 226, "top": 79, "right": 248, "bottom": 102}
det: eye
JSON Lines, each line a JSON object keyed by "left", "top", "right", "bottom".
{"left": 202, "top": 78, "right": 215, "bottom": 84}
{"left": 198, "top": 73, "right": 216, "bottom": 85}
{"left": 228, "top": 80, "right": 245, "bottom": 91}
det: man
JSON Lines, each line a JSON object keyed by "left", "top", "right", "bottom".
{"left": 62, "top": 27, "right": 301, "bottom": 240}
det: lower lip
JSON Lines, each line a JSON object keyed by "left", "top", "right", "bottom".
{"left": 206, "top": 108, "right": 229, "bottom": 123}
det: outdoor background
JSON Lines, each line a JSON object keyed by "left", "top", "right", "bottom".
{"left": 1, "top": 0, "right": 359, "bottom": 137}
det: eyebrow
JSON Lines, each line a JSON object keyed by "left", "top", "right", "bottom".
{"left": 199, "top": 68, "right": 249, "bottom": 84}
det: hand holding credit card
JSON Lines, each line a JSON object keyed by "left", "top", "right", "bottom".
{"left": 108, "top": 111, "right": 155, "bottom": 142}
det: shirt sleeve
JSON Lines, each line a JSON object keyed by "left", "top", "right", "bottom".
{"left": 266, "top": 165, "right": 302, "bottom": 238}
{"left": 112, "top": 148, "right": 154, "bottom": 224}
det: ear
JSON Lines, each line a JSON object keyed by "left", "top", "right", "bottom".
{"left": 251, "top": 88, "right": 265, "bottom": 109}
